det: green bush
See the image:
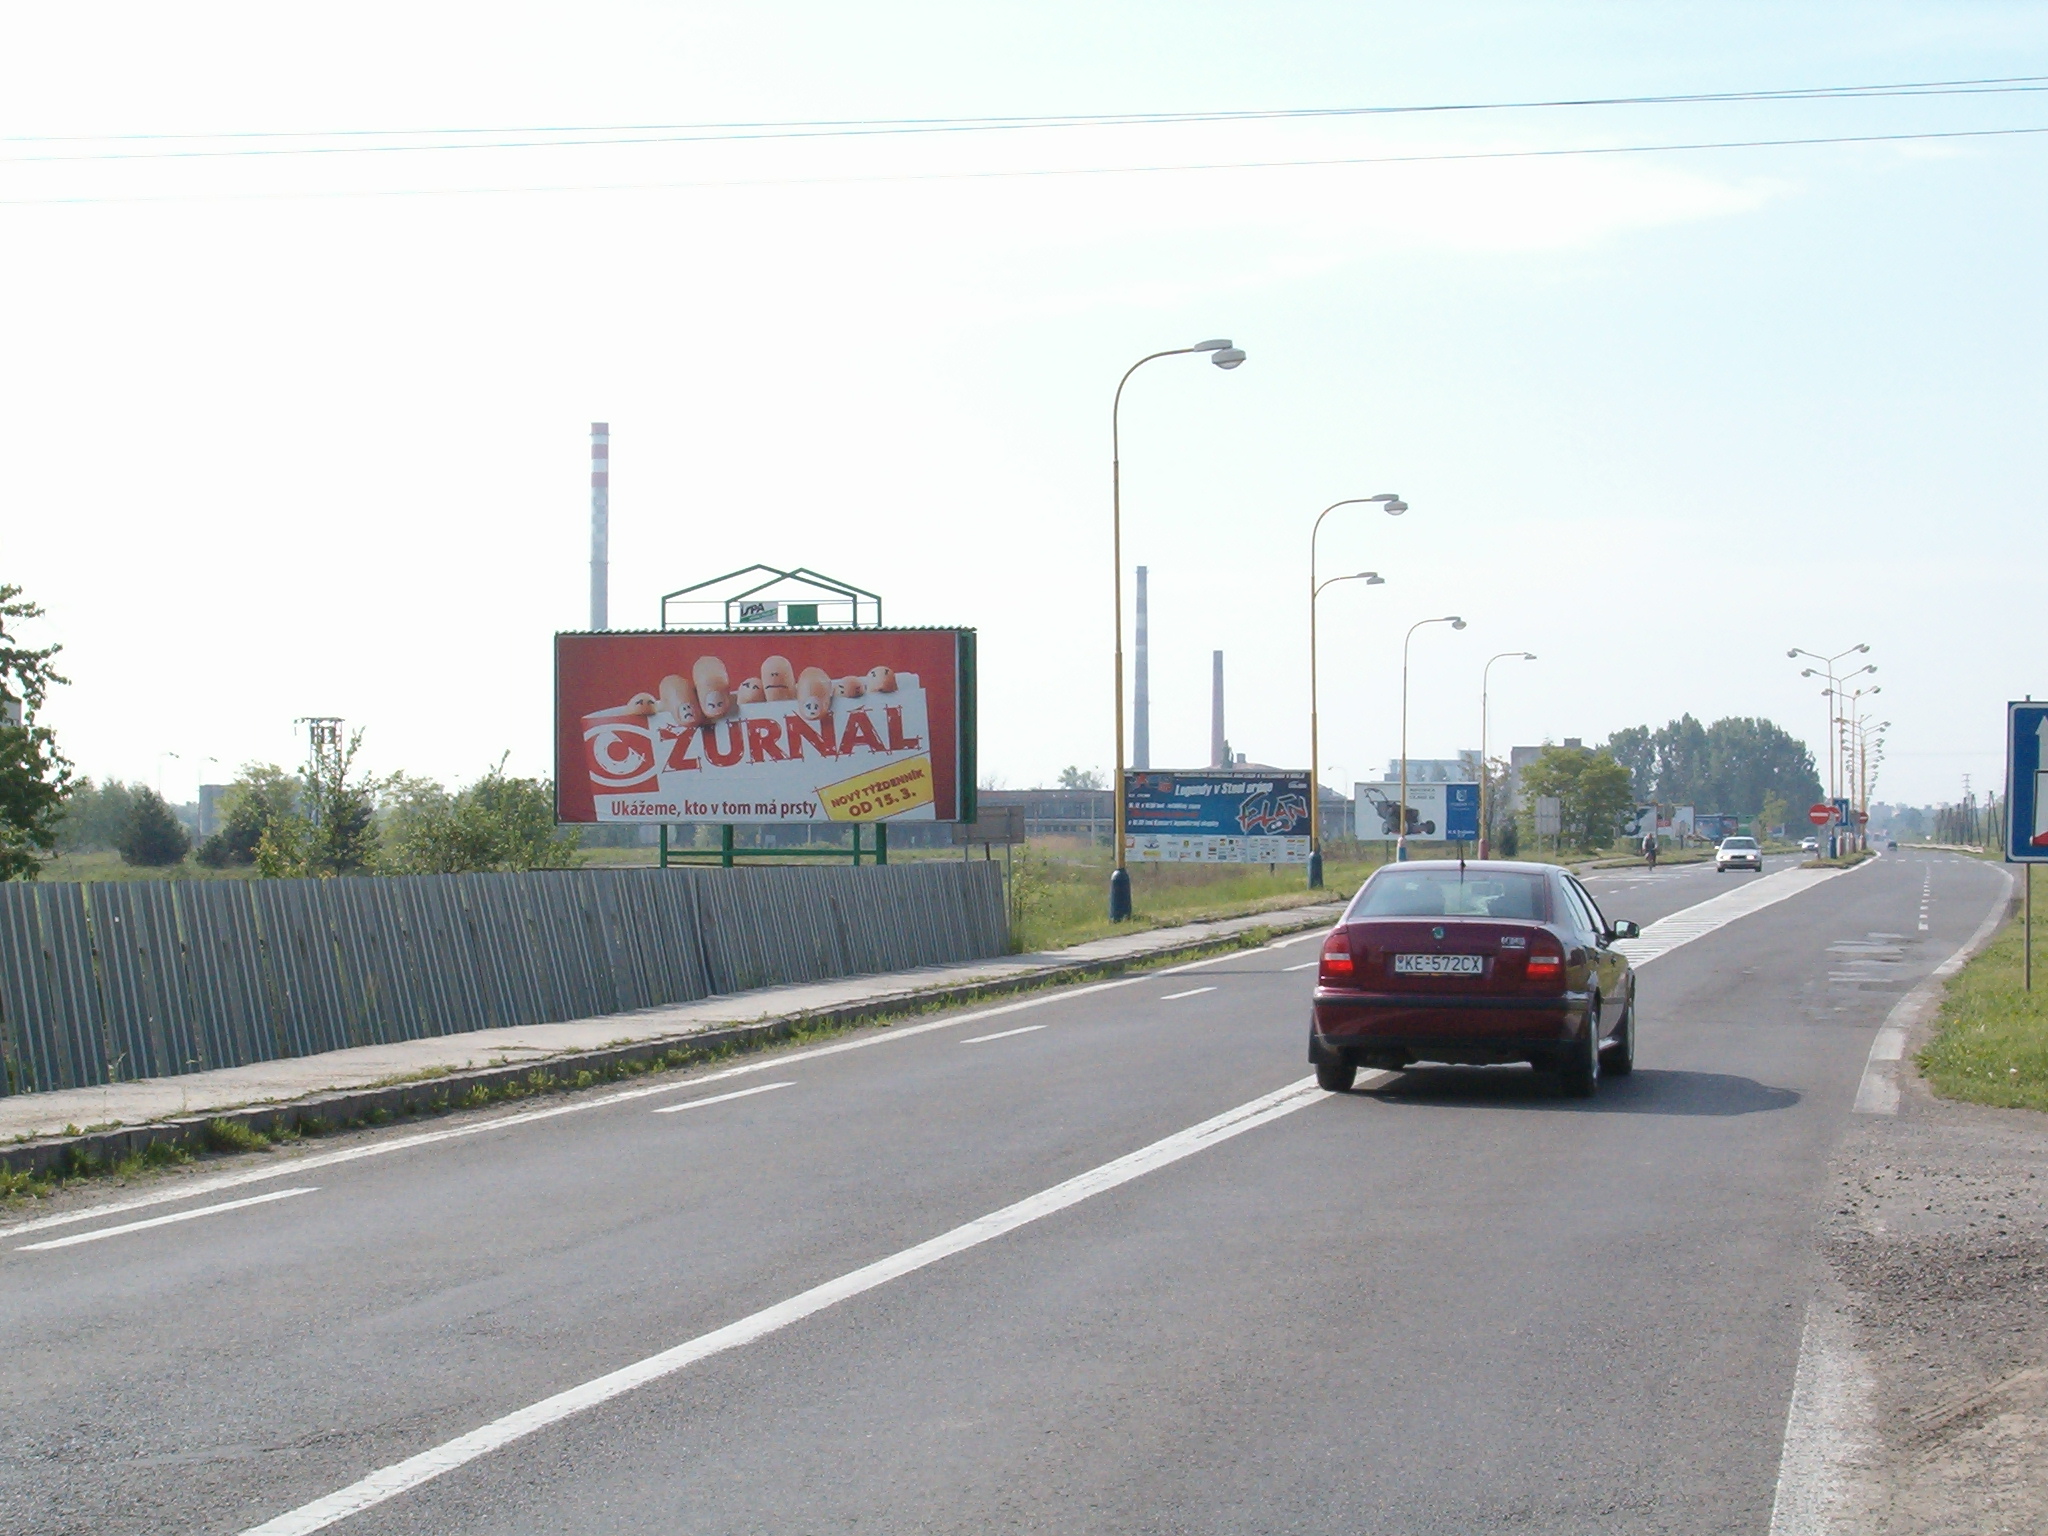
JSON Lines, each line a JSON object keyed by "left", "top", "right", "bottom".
{"left": 118, "top": 787, "right": 190, "bottom": 867}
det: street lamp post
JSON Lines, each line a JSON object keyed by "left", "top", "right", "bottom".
{"left": 1109, "top": 339, "right": 1247, "bottom": 921}
{"left": 1790, "top": 643, "right": 1871, "bottom": 856}
{"left": 1399, "top": 615, "right": 1467, "bottom": 861}
{"left": 1479, "top": 651, "right": 1536, "bottom": 859}
{"left": 1309, "top": 569, "right": 1386, "bottom": 886}
{"left": 1307, "top": 494, "right": 1404, "bottom": 889}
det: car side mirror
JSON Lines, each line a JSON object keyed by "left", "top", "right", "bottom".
{"left": 1608, "top": 920, "right": 1641, "bottom": 940}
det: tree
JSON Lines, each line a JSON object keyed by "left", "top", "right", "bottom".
{"left": 1605, "top": 725, "right": 1655, "bottom": 802}
{"left": 1056, "top": 765, "right": 1105, "bottom": 790}
{"left": 55, "top": 777, "right": 139, "bottom": 852}
{"left": 117, "top": 786, "right": 191, "bottom": 867}
{"left": 0, "top": 584, "right": 73, "bottom": 879}
{"left": 1520, "top": 744, "right": 1635, "bottom": 852}
{"left": 1604, "top": 715, "right": 1822, "bottom": 816}
{"left": 255, "top": 731, "right": 378, "bottom": 877}
{"left": 380, "top": 759, "right": 581, "bottom": 874}
{"left": 1759, "top": 789, "right": 1790, "bottom": 841}
{"left": 197, "top": 764, "right": 300, "bottom": 867}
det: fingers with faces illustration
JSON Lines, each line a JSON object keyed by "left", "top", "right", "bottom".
{"left": 625, "top": 655, "right": 907, "bottom": 722}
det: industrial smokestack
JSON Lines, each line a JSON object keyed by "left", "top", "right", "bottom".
{"left": 1211, "top": 650, "right": 1225, "bottom": 769}
{"left": 589, "top": 422, "right": 610, "bottom": 630}
{"left": 1134, "top": 566, "right": 1150, "bottom": 771}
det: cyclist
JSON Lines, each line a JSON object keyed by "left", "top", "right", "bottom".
{"left": 1642, "top": 830, "right": 1659, "bottom": 870}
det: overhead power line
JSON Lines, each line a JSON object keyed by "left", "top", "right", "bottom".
{"left": 2, "top": 73, "right": 2045, "bottom": 164}
{"left": 6, "top": 122, "right": 2045, "bottom": 208}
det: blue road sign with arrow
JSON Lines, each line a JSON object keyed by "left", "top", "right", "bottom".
{"left": 2007, "top": 701, "right": 2048, "bottom": 862}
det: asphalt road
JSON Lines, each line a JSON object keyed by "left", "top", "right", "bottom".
{"left": 0, "top": 849, "right": 2012, "bottom": 1535}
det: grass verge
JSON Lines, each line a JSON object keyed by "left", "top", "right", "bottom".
{"left": 1801, "top": 850, "right": 1875, "bottom": 869}
{"left": 1917, "top": 914, "right": 2048, "bottom": 1111}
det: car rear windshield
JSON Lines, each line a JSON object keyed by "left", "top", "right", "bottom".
{"left": 1722, "top": 838, "right": 1758, "bottom": 849}
{"left": 1351, "top": 869, "right": 1550, "bottom": 920}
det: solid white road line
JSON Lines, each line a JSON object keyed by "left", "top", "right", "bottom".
{"left": 0, "top": 937, "right": 1303, "bottom": 1245}
{"left": 1159, "top": 986, "right": 1217, "bottom": 1001}
{"left": 961, "top": 1025, "right": 1046, "bottom": 1045}
{"left": 18, "top": 1187, "right": 317, "bottom": 1252}
{"left": 1853, "top": 867, "right": 2014, "bottom": 1114}
{"left": 235, "top": 1076, "right": 1330, "bottom": 1536}
{"left": 649, "top": 1082, "right": 791, "bottom": 1115}
{"left": 1767, "top": 1300, "right": 1874, "bottom": 1535}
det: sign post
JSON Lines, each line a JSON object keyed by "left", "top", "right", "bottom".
{"left": 2005, "top": 702, "right": 2048, "bottom": 990}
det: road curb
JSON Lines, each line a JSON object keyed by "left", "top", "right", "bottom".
{"left": 1, "top": 906, "right": 1340, "bottom": 1182}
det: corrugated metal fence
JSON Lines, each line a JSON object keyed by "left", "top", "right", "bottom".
{"left": 0, "top": 862, "right": 1007, "bottom": 1096}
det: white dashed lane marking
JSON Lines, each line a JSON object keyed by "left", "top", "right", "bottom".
{"left": 961, "top": 1025, "right": 1047, "bottom": 1046}
{"left": 18, "top": 1187, "right": 318, "bottom": 1252}
{"left": 1159, "top": 987, "right": 1218, "bottom": 1001}
{"left": 651, "top": 1083, "right": 792, "bottom": 1115}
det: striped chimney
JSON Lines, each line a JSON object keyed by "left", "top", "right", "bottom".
{"left": 589, "top": 422, "right": 609, "bottom": 630}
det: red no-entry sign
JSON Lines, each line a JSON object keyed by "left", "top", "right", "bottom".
{"left": 1808, "top": 803, "right": 1834, "bottom": 826}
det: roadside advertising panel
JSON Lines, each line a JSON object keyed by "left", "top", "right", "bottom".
{"left": 1353, "top": 781, "right": 1477, "bottom": 841}
{"left": 1125, "top": 770, "right": 1311, "bottom": 863}
{"left": 555, "top": 629, "right": 974, "bottom": 824}
{"left": 2006, "top": 701, "right": 2048, "bottom": 861}
{"left": 1443, "top": 782, "right": 1479, "bottom": 842}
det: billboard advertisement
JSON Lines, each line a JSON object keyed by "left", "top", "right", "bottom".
{"left": 555, "top": 628, "right": 975, "bottom": 824}
{"left": 1354, "top": 781, "right": 1478, "bottom": 841}
{"left": 1125, "top": 770, "right": 1311, "bottom": 863}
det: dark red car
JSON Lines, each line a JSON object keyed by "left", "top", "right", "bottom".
{"left": 1309, "top": 861, "right": 1640, "bottom": 1097}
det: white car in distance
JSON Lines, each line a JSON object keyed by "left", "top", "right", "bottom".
{"left": 1717, "top": 836, "right": 1764, "bottom": 873}
{"left": 1800, "top": 836, "right": 1820, "bottom": 853}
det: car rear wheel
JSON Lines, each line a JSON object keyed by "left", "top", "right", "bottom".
{"left": 1600, "top": 990, "right": 1636, "bottom": 1076}
{"left": 1315, "top": 1057, "right": 1357, "bottom": 1093}
{"left": 1559, "top": 1002, "right": 1600, "bottom": 1097}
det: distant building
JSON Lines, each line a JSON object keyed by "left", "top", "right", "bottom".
{"left": 198, "top": 783, "right": 229, "bottom": 840}
{"left": 1382, "top": 756, "right": 1481, "bottom": 784}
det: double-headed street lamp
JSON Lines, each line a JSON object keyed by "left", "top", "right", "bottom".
{"left": 1479, "top": 651, "right": 1537, "bottom": 859}
{"left": 1790, "top": 643, "right": 1871, "bottom": 855}
{"left": 1109, "top": 339, "right": 1247, "bottom": 922}
{"left": 1307, "top": 494, "right": 1405, "bottom": 888}
{"left": 1399, "top": 615, "right": 1466, "bottom": 861}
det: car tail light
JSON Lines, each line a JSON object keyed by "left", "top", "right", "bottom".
{"left": 1525, "top": 940, "right": 1565, "bottom": 985}
{"left": 1317, "top": 930, "right": 1356, "bottom": 988}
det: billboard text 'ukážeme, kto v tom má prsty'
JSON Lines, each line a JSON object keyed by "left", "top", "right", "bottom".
{"left": 555, "top": 629, "right": 975, "bottom": 824}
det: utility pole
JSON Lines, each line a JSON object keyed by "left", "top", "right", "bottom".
{"left": 590, "top": 422, "right": 609, "bottom": 630}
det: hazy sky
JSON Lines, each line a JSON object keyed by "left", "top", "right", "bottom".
{"left": 3, "top": 3, "right": 2043, "bottom": 808}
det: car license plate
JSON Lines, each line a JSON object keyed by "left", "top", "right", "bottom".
{"left": 1393, "top": 953, "right": 1484, "bottom": 976}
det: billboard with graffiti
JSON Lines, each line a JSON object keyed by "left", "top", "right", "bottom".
{"left": 1124, "top": 770, "right": 1312, "bottom": 863}
{"left": 555, "top": 628, "right": 975, "bottom": 824}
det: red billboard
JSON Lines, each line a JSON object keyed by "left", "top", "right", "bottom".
{"left": 555, "top": 628, "right": 975, "bottom": 824}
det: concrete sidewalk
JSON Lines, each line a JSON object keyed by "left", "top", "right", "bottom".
{"left": 2, "top": 904, "right": 1342, "bottom": 1148}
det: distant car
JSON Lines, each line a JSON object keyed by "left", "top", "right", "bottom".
{"left": 1717, "top": 836, "right": 1764, "bottom": 872}
{"left": 1800, "top": 836, "right": 1820, "bottom": 853}
{"left": 1309, "top": 861, "right": 1640, "bottom": 1098}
